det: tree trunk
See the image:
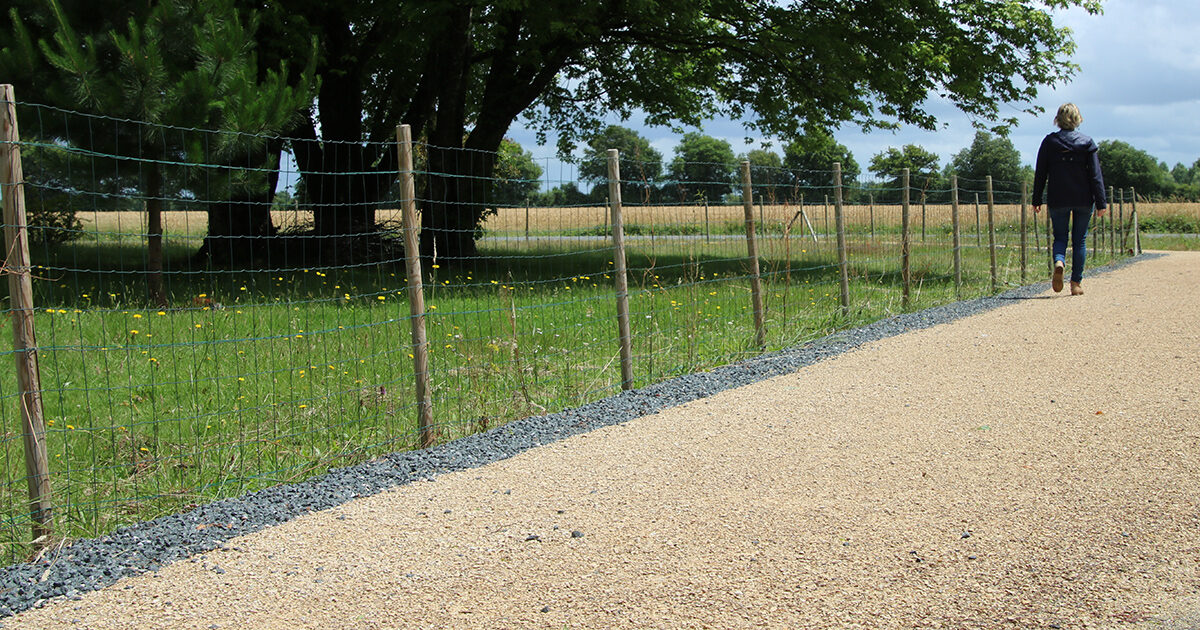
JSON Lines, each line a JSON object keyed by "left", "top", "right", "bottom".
{"left": 196, "top": 142, "right": 282, "bottom": 267}
{"left": 420, "top": 145, "right": 495, "bottom": 264}
{"left": 202, "top": 195, "right": 276, "bottom": 266}
{"left": 145, "top": 164, "right": 167, "bottom": 307}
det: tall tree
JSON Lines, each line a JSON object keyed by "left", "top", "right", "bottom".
{"left": 742, "top": 148, "right": 784, "bottom": 203}
{"left": 578, "top": 126, "right": 663, "bottom": 184}
{"left": 267, "top": 0, "right": 1101, "bottom": 261}
{"left": 784, "top": 131, "right": 860, "bottom": 193}
{"left": 950, "top": 131, "right": 1024, "bottom": 192}
{"left": 491, "top": 138, "right": 543, "bottom": 207}
{"left": 667, "top": 133, "right": 736, "bottom": 203}
{"left": 2, "top": 0, "right": 313, "bottom": 278}
{"left": 1098, "top": 140, "right": 1175, "bottom": 199}
{"left": 7, "top": 0, "right": 1104, "bottom": 263}
{"left": 870, "top": 145, "right": 941, "bottom": 202}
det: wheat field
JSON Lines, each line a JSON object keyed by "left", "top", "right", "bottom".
{"left": 73, "top": 202, "right": 1200, "bottom": 239}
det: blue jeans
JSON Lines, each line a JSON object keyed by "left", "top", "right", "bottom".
{"left": 1050, "top": 207, "right": 1093, "bottom": 283}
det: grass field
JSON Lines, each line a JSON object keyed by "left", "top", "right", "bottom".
{"left": 0, "top": 200, "right": 1175, "bottom": 561}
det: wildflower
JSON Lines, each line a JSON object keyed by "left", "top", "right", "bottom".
{"left": 237, "top": 377, "right": 245, "bottom": 382}
{"left": 431, "top": 265, "right": 441, "bottom": 269}
{"left": 157, "top": 311, "right": 166, "bottom": 316}
{"left": 148, "top": 357, "right": 158, "bottom": 364}
{"left": 195, "top": 324, "right": 202, "bottom": 329}
{"left": 130, "top": 330, "right": 139, "bottom": 335}
{"left": 66, "top": 424, "right": 75, "bottom": 430}
{"left": 139, "top": 447, "right": 148, "bottom": 452}
{"left": 377, "top": 296, "right": 386, "bottom": 301}
{"left": 298, "top": 404, "right": 308, "bottom": 409}
{"left": 132, "top": 314, "right": 143, "bottom": 319}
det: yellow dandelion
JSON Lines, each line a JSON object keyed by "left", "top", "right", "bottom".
{"left": 132, "top": 313, "right": 143, "bottom": 319}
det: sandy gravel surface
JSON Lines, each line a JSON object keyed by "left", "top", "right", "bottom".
{"left": 10, "top": 252, "right": 1200, "bottom": 629}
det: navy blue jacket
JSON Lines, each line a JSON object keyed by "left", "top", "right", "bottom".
{"left": 1032, "top": 130, "right": 1107, "bottom": 210}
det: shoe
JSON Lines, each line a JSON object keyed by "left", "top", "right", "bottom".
{"left": 1070, "top": 281, "right": 1083, "bottom": 296}
{"left": 1052, "top": 261, "right": 1064, "bottom": 293}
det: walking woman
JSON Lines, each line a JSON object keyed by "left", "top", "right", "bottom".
{"left": 1032, "top": 103, "right": 1108, "bottom": 295}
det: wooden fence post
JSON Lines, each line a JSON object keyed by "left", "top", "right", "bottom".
{"left": 1, "top": 84, "right": 52, "bottom": 542}
{"left": 951, "top": 174, "right": 961, "bottom": 296}
{"left": 1108, "top": 185, "right": 1115, "bottom": 259}
{"left": 974, "top": 193, "right": 982, "bottom": 246}
{"left": 608, "top": 150, "right": 635, "bottom": 388}
{"left": 704, "top": 200, "right": 710, "bottom": 244}
{"left": 986, "top": 176, "right": 997, "bottom": 293}
{"left": 741, "top": 161, "right": 767, "bottom": 350}
{"left": 1130, "top": 187, "right": 1141, "bottom": 254}
{"left": 1020, "top": 180, "right": 1028, "bottom": 284}
{"left": 869, "top": 193, "right": 875, "bottom": 240}
{"left": 833, "top": 162, "right": 850, "bottom": 315}
{"left": 1116, "top": 189, "right": 1124, "bottom": 253}
{"left": 823, "top": 194, "right": 829, "bottom": 240}
{"left": 920, "top": 191, "right": 927, "bottom": 242}
{"left": 396, "top": 125, "right": 435, "bottom": 449}
{"left": 524, "top": 202, "right": 530, "bottom": 242}
{"left": 901, "top": 168, "right": 911, "bottom": 309}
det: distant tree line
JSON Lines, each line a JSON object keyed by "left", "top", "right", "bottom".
{"left": 502, "top": 127, "right": 1200, "bottom": 208}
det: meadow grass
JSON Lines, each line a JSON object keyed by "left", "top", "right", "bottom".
{"left": 0, "top": 207, "right": 1145, "bottom": 560}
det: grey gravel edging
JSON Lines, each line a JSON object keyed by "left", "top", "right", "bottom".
{"left": 0, "top": 253, "right": 1158, "bottom": 618}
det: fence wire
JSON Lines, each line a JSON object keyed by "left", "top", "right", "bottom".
{"left": 0, "top": 99, "right": 1143, "bottom": 563}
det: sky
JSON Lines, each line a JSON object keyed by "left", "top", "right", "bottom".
{"left": 506, "top": 0, "right": 1200, "bottom": 184}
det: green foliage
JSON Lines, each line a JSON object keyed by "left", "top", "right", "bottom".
{"left": 870, "top": 145, "right": 941, "bottom": 201}
{"left": 528, "top": 182, "right": 602, "bottom": 207}
{"left": 1099, "top": 140, "right": 1176, "bottom": 199}
{"left": 10, "top": 0, "right": 1101, "bottom": 257}
{"left": 578, "top": 125, "right": 663, "bottom": 184}
{"left": 528, "top": 1, "right": 1099, "bottom": 152}
{"left": 2, "top": 0, "right": 315, "bottom": 217}
{"left": 667, "top": 132, "right": 736, "bottom": 203}
{"left": 951, "top": 131, "right": 1024, "bottom": 190}
{"left": 492, "top": 138, "right": 544, "bottom": 206}
{"left": 1137, "top": 213, "right": 1200, "bottom": 234}
{"left": 784, "top": 131, "right": 860, "bottom": 189}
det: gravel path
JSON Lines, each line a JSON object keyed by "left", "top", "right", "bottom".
{"left": 5, "top": 251, "right": 1199, "bottom": 629}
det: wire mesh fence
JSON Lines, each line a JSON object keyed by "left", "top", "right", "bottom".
{"left": 0, "top": 94, "right": 1145, "bottom": 563}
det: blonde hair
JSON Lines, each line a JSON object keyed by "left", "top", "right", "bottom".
{"left": 1055, "top": 103, "right": 1083, "bottom": 131}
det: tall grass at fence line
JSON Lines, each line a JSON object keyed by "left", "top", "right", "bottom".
{"left": 0, "top": 205, "right": 1132, "bottom": 560}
